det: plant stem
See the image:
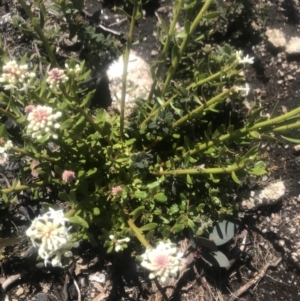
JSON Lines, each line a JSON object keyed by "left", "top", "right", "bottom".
{"left": 140, "top": 63, "right": 238, "bottom": 129}
{"left": 144, "top": 0, "right": 214, "bottom": 126}
{"left": 0, "top": 181, "right": 44, "bottom": 194}
{"left": 120, "top": 0, "right": 140, "bottom": 140}
{"left": 127, "top": 218, "right": 152, "bottom": 249}
{"left": 166, "top": 106, "right": 300, "bottom": 167}
{"left": 11, "top": 146, "right": 58, "bottom": 162}
{"left": 171, "top": 89, "right": 231, "bottom": 129}
{"left": 0, "top": 107, "right": 17, "bottom": 122}
{"left": 17, "top": 0, "right": 58, "bottom": 67}
{"left": 152, "top": 161, "right": 245, "bottom": 176}
{"left": 161, "top": 0, "right": 214, "bottom": 97}
{"left": 147, "top": 0, "right": 184, "bottom": 102}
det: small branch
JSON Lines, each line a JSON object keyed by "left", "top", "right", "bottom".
{"left": 11, "top": 146, "right": 58, "bottom": 162}
{"left": 151, "top": 162, "right": 245, "bottom": 176}
{"left": 0, "top": 107, "right": 17, "bottom": 121}
{"left": 120, "top": 0, "right": 140, "bottom": 139}
{"left": 63, "top": 272, "right": 70, "bottom": 301}
{"left": 17, "top": 0, "right": 58, "bottom": 67}
{"left": 1, "top": 274, "right": 21, "bottom": 292}
{"left": 127, "top": 218, "right": 152, "bottom": 249}
{"left": 228, "top": 257, "right": 282, "bottom": 301}
{"left": 0, "top": 181, "right": 44, "bottom": 194}
{"left": 71, "top": 275, "right": 81, "bottom": 301}
{"left": 171, "top": 89, "right": 231, "bottom": 129}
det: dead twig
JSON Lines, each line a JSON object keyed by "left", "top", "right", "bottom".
{"left": 71, "top": 275, "right": 81, "bottom": 301}
{"left": 228, "top": 257, "right": 282, "bottom": 301}
{"left": 63, "top": 272, "right": 70, "bottom": 301}
{"left": 1, "top": 273, "right": 21, "bottom": 292}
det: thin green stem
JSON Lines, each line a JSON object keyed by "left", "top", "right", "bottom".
{"left": 140, "top": 62, "right": 238, "bottom": 129}
{"left": 11, "top": 146, "right": 58, "bottom": 162}
{"left": 161, "top": 0, "right": 214, "bottom": 96}
{"left": 152, "top": 161, "right": 245, "bottom": 176}
{"left": 171, "top": 89, "right": 231, "bottom": 129}
{"left": 0, "top": 181, "right": 44, "bottom": 194}
{"left": 144, "top": 0, "right": 214, "bottom": 126}
{"left": 272, "top": 121, "right": 300, "bottom": 132}
{"left": 147, "top": 0, "right": 184, "bottom": 102}
{"left": 0, "top": 107, "right": 17, "bottom": 122}
{"left": 162, "top": 106, "right": 300, "bottom": 168}
{"left": 17, "top": 0, "right": 58, "bottom": 67}
{"left": 128, "top": 218, "right": 152, "bottom": 249}
{"left": 120, "top": 0, "right": 140, "bottom": 139}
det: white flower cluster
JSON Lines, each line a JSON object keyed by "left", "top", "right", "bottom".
{"left": 46, "top": 68, "right": 68, "bottom": 89}
{"left": 236, "top": 51, "right": 254, "bottom": 65}
{"left": 234, "top": 83, "right": 250, "bottom": 97}
{"left": 26, "top": 208, "right": 78, "bottom": 267}
{"left": 0, "top": 140, "right": 13, "bottom": 165}
{"left": 65, "top": 63, "right": 81, "bottom": 75}
{"left": 109, "top": 235, "right": 130, "bottom": 252}
{"left": 141, "top": 241, "right": 183, "bottom": 283}
{"left": 0, "top": 60, "right": 35, "bottom": 90}
{"left": 26, "top": 105, "right": 62, "bottom": 140}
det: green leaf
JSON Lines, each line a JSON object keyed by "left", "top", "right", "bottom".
{"left": 249, "top": 131, "right": 260, "bottom": 139}
{"left": 155, "top": 193, "right": 167, "bottom": 202}
{"left": 58, "top": 192, "right": 70, "bottom": 202}
{"left": 93, "top": 208, "right": 100, "bottom": 216}
{"left": 86, "top": 167, "right": 97, "bottom": 177}
{"left": 31, "top": 17, "right": 39, "bottom": 26}
{"left": 231, "top": 171, "right": 241, "bottom": 184}
{"left": 146, "top": 181, "right": 161, "bottom": 190}
{"left": 249, "top": 168, "right": 267, "bottom": 175}
{"left": 203, "top": 11, "right": 220, "bottom": 19}
{"left": 171, "top": 45, "right": 180, "bottom": 68}
{"left": 129, "top": 206, "right": 145, "bottom": 221}
{"left": 281, "top": 135, "right": 300, "bottom": 144}
{"left": 139, "top": 223, "right": 158, "bottom": 232}
{"left": 0, "top": 124, "right": 8, "bottom": 139}
{"left": 172, "top": 223, "right": 185, "bottom": 233}
{"left": 134, "top": 190, "right": 147, "bottom": 199}
{"left": 60, "top": 118, "right": 74, "bottom": 130}
{"left": 39, "top": 3, "right": 46, "bottom": 29}
{"left": 186, "top": 174, "right": 193, "bottom": 184}
{"left": 68, "top": 215, "right": 89, "bottom": 228}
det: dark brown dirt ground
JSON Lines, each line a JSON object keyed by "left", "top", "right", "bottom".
{"left": 1, "top": 0, "right": 300, "bottom": 300}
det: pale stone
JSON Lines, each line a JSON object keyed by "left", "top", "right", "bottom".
{"left": 106, "top": 51, "right": 152, "bottom": 117}
{"left": 239, "top": 181, "right": 285, "bottom": 211}
{"left": 265, "top": 29, "right": 286, "bottom": 48}
{"left": 286, "top": 37, "right": 300, "bottom": 55}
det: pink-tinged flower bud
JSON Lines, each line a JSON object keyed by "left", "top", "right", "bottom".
{"left": 111, "top": 186, "right": 122, "bottom": 195}
{"left": 26, "top": 105, "right": 62, "bottom": 141}
{"left": 47, "top": 68, "right": 68, "bottom": 88}
{"left": 62, "top": 170, "right": 76, "bottom": 183}
{"left": 24, "top": 105, "right": 35, "bottom": 114}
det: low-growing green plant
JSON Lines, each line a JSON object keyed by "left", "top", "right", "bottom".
{"left": 0, "top": 0, "right": 299, "bottom": 274}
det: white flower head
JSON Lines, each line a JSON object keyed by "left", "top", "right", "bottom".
{"left": 110, "top": 235, "right": 130, "bottom": 252}
{"left": 26, "top": 105, "right": 62, "bottom": 140}
{"left": 236, "top": 51, "right": 254, "bottom": 65}
{"left": 65, "top": 63, "right": 81, "bottom": 75}
{"left": 0, "top": 140, "right": 13, "bottom": 165}
{"left": 0, "top": 60, "right": 35, "bottom": 91}
{"left": 46, "top": 68, "right": 68, "bottom": 89}
{"left": 234, "top": 83, "right": 250, "bottom": 97}
{"left": 26, "top": 208, "right": 78, "bottom": 267}
{"left": 141, "top": 240, "right": 183, "bottom": 283}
